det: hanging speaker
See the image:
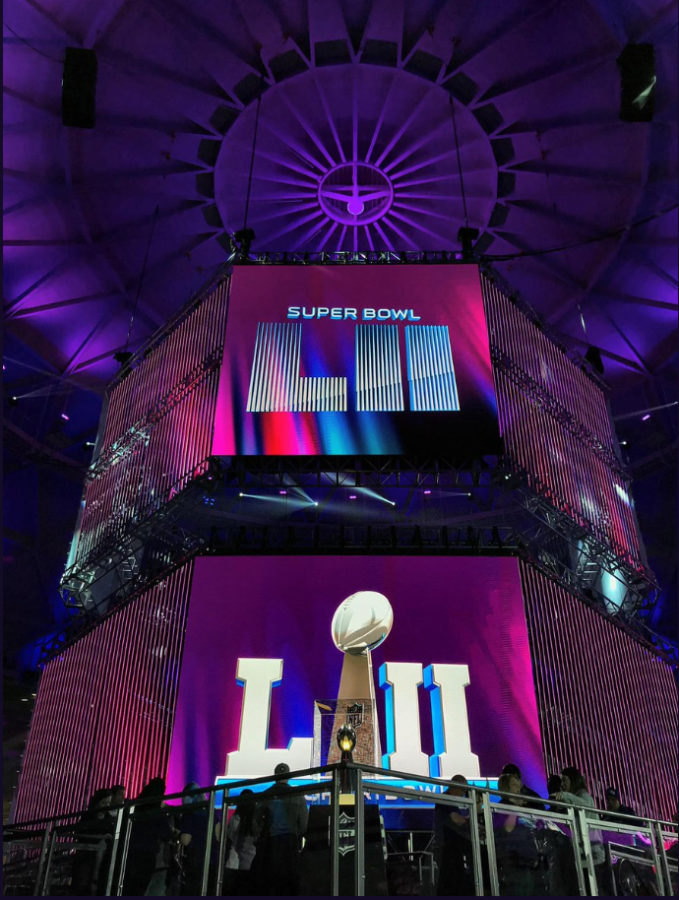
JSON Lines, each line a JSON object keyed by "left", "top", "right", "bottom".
{"left": 584, "top": 346, "right": 604, "bottom": 375}
{"left": 62, "top": 47, "right": 97, "bottom": 128}
{"left": 617, "top": 43, "right": 655, "bottom": 123}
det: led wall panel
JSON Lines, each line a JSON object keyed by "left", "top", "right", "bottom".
{"left": 521, "top": 562, "right": 677, "bottom": 821}
{"left": 165, "top": 555, "right": 544, "bottom": 797}
{"left": 13, "top": 566, "right": 192, "bottom": 823}
{"left": 482, "top": 276, "right": 643, "bottom": 566}
{"left": 70, "top": 284, "right": 227, "bottom": 568}
{"left": 212, "top": 265, "right": 500, "bottom": 456}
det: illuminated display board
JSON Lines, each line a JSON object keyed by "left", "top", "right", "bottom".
{"left": 212, "top": 265, "right": 500, "bottom": 455}
{"left": 166, "top": 556, "right": 544, "bottom": 800}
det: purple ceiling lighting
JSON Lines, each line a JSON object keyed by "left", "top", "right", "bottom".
{"left": 2, "top": 0, "right": 677, "bottom": 667}
{"left": 318, "top": 162, "right": 393, "bottom": 226}
{"left": 213, "top": 65, "right": 496, "bottom": 253}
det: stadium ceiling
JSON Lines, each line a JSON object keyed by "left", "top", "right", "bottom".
{"left": 3, "top": 0, "right": 677, "bottom": 659}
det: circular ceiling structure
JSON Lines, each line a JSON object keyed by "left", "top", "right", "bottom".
{"left": 3, "top": 0, "right": 677, "bottom": 661}
{"left": 211, "top": 64, "right": 497, "bottom": 250}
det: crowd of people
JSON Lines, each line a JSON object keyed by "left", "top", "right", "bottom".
{"left": 70, "top": 762, "right": 309, "bottom": 896}
{"left": 68, "top": 759, "right": 661, "bottom": 896}
{"left": 433, "top": 761, "right": 644, "bottom": 896}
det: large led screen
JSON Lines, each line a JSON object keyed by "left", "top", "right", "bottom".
{"left": 212, "top": 265, "right": 500, "bottom": 455}
{"left": 166, "top": 556, "right": 545, "bottom": 800}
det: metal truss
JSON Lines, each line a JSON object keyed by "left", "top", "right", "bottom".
{"left": 242, "top": 250, "right": 469, "bottom": 265}
{"left": 53, "top": 486, "right": 208, "bottom": 663}
{"left": 51, "top": 453, "right": 675, "bottom": 665}
{"left": 215, "top": 454, "right": 493, "bottom": 489}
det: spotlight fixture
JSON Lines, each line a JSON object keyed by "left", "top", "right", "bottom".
{"left": 349, "top": 494, "right": 357, "bottom": 500}
{"left": 641, "top": 414, "right": 651, "bottom": 422}
{"left": 231, "top": 227, "right": 256, "bottom": 258}
{"left": 584, "top": 346, "right": 604, "bottom": 375}
{"left": 423, "top": 489, "right": 432, "bottom": 495}
{"left": 114, "top": 350, "right": 132, "bottom": 366}
{"left": 279, "top": 489, "right": 288, "bottom": 496}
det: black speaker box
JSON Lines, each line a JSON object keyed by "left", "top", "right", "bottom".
{"left": 62, "top": 47, "right": 97, "bottom": 128}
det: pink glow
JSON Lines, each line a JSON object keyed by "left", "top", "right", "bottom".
{"left": 13, "top": 566, "right": 192, "bottom": 823}
{"left": 166, "top": 555, "right": 544, "bottom": 796}
{"left": 521, "top": 562, "right": 677, "bottom": 822}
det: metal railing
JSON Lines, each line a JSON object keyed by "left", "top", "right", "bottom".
{"left": 4, "top": 763, "right": 677, "bottom": 896}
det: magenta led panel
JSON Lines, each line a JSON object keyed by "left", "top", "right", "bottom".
{"left": 521, "top": 562, "right": 677, "bottom": 822}
{"left": 166, "top": 555, "right": 544, "bottom": 796}
{"left": 482, "top": 276, "right": 643, "bottom": 566}
{"left": 13, "top": 566, "right": 193, "bottom": 823}
{"left": 212, "top": 265, "right": 500, "bottom": 456}
{"left": 72, "top": 284, "right": 228, "bottom": 566}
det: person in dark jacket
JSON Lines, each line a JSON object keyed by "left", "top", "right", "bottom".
{"left": 495, "top": 772, "right": 542, "bottom": 896}
{"left": 603, "top": 786, "right": 636, "bottom": 821}
{"left": 500, "top": 763, "right": 545, "bottom": 811}
{"left": 256, "top": 763, "right": 308, "bottom": 895}
{"left": 224, "top": 789, "right": 261, "bottom": 895}
{"left": 122, "top": 777, "right": 175, "bottom": 896}
{"left": 71, "top": 788, "right": 114, "bottom": 895}
{"left": 177, "top": 782, "right": 210, "bottom": 896}
{"left": 433, "top": 774, "right": 475, "bottom": 896}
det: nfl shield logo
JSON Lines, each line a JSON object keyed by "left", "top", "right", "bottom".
{"left": 346, "top": 702, "right": 363, "bottom": 728}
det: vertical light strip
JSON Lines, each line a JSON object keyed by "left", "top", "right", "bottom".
{"left": 248, "top": 322, "right": 346, "bottom": 412}
{"left": 246, "top": 323, "right": 264, "bottom": 412}
{"left": 355, "top": 325, "right": 404, "bottom": 411}
{"left": 520, "top": 561, "right": 677, "bottom": 821}
{"left": 405, "top": 325, "right": 459, "bottom": 411}
{"left": 13, "top": 564, "right": 193, "bottom": 823}
{"left": 74, "top": 282, "right": 228, "bottom": 570}
{"left": 481, "top": 275, "right": 641, "bottom": 564}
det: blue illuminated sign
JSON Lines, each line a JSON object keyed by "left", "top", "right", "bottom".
{"left": 287, "top": 306, "right": 422, "bottom": 321}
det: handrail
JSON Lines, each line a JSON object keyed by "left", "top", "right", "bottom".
{"left": 4, "top": 763, "right": 677, "bottom": 898}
